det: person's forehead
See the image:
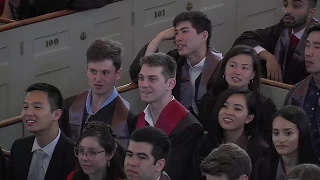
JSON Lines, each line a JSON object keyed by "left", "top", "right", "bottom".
{"left": 128, "top": 141, "right": 153, "bottom": 154}
{"left": 87, "top": 59, "right": 115, "bottom": 70}
{"left": 140, "top": 65, "right": 163, "bottom": 75}
{"left": 175, "top": 21, "right": 194, "bottom": 29}
{"left": 24, "top": 91, "right": 49, "bottom": 104}
{"left": 205, "top": 174, "right": 229, "bottom": 180}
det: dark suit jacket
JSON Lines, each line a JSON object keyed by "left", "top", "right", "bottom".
{"left": 0, "top": 147, "right": 7, "bottom": 180}
{"left": 8, "top": 132, "right": 75, "bottom": 180}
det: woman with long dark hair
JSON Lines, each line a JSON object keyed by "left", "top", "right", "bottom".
{"left": 198, "top": 89, "right": 268, "bottom": 179}
{"left": 252, "top": 105, "right": 320, "bottom": 180}
{"left": 67, "top": 121, "right": 126, "bottom": 180}
{"left": 199, "top": 45, "right": 277, "bottom": 143}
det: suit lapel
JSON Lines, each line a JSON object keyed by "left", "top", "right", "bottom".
{"left": 160, "top": 171, "right": 171, "bottom": 180}
{"left": 21, "top": 137, "right": 35, "bottom": 179}
{"left": 197, "top": 49, "right": 220, "bottom": 100}
{"left": 44, "top": 134, "right": 66, "bottom": 180}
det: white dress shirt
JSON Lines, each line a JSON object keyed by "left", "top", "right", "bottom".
{"left": 143, "top": 97, "right": 175, "bottom": 126}
{"left": 28, "top": 129, "right": 61, "bottom": 176}
{"left": 186, "top": 51, "right": 223, "bottom": 115}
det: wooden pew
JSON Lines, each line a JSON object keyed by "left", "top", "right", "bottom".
{"left": 0, "top": 17, "right": 15, "bottom": 25}
{"left": 260, "top": 78, "right": 293, "bottom": 109}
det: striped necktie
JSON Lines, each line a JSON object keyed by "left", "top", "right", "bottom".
{"left": 27, "top": 149, "right": 46, "bottom": 180}
{"left": 291, "top": 34, "right": 300, "bottom": 49}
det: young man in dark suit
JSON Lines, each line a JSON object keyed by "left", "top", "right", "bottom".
{"left": 8, "top": 83, "right": 75, "bottom": 180}
{"left": 130, "top": 11, "right": 223, "bottom": 118}
{"left": 125, "top": 127, "right": 171, "bottom": 180}
{"left": 233, "top": 0, "right": 318, "bottom": 84}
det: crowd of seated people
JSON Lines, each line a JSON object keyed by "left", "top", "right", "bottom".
{"left": 1, "top": 0, "right": 320, "bottom": 179}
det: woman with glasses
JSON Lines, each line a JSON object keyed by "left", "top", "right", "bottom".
{"left": 67, "top": 121, "right": 127, "bottom": 180}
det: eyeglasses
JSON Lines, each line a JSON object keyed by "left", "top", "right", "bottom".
{"left": 74, "top": 147, "right": 105, "bottom": 160}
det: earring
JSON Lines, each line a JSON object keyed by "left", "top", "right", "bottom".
{"left": 250, "top": 79, "right": 253, "bottom": 83}
{"left": 107, "top": 160, "right": 110, "bottom": 167}
{"left": 222, "top": 75, "right": 225, "bottom": 78}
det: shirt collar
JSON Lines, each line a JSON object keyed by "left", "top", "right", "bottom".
{"left": 292, "top": 27, "right": 306, "bottom": 40}
{"left": 187, "top": 56, "right": 206, "bottom": 69}
{"left": 143, "top": 96, "right": 175, "bottom": 126}
{"left": 31, "top": 129, "right": 61, "bottom": 157}
{"left": 85, "top": 87, "right": 118, "bottom": 115}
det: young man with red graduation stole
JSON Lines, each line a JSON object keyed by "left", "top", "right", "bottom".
{"left": 128, "top": 52, "right": 204, "bottom": 180}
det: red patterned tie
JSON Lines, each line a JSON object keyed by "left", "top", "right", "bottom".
{"left": 291, "top": 34, "right": 300, "bottom": 49}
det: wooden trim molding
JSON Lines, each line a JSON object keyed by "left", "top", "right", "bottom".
{"left": 261, "top": 78, "right": 293, "bottom": 90}
{"left": 0, "top": 10, "right": 78, "bottom": 32}
{"left": 116, "top": 82, "right": 138, "bottom": 93}
{"left": 0, "top": 17, "right": 15, "bottom": 24}
{"left": 0, "top": 115, "right": 22, "bottom": 128}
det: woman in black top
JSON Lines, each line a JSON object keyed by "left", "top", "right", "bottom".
{"left": 198, "top": 89, "right": 268, "bottom": 179}
{"left": 198, "top": 45, "right": 277, "bottom": 144}
{"left": 252, "top": 106, "right": 320, "bottom": 180}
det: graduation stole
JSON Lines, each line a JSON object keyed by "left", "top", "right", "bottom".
{"left": 286, "top": 75, "right": 312, "bottom": 107}
{"left": 180, "top": 48, "right": 221, "bottom": 101}
{"left": 160, "top": 171, "right": 171, "bottom": 180}
{"left": 274, "top": 18, "right": 318, "bottom": 78}
{"left": 136, "top": 99, "right": 189, "bottom": 135}
{"left": 68, "top": 90, "right": 130, "bottom": 142}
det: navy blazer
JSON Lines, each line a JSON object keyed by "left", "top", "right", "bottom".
{"left": 8, "top": 132, "right": 75, "bottom": 180}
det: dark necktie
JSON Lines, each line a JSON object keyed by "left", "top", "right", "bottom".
{"left": 291, "top": 34, "right": 300, "bottom": 49}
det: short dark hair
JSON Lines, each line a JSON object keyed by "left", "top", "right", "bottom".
{"left": 26, "top": 83, "right": 63, "bottom": 112}
{"left": 201, "top": 143, "right": 252, "bottom": 179}
{"left": 270, "top": 106, "right": 320, "bottom": 165}
{"left": 130, "top": 126, "right": 171, "bottom": 164}
{"left": 308, "top": 0, "right": 317, "bottom": 8}
{"left": 139, "top": 52, "right": 177, "bottom": 80}
{"left": 86, "top": 39, "right": 123, "bottom": 71}
{"left": 307, "top": 23, "right": 320, "bottom": 36}
{"left": 173, "top": 11, "right": 212, "bottom": 47}
{"left": 287, "top": 164, "right": 320, "bottom": 180}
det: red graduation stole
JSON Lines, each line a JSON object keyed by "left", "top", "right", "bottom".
{"left": 136, "top": 99, "right": 189, "bottom": 135}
